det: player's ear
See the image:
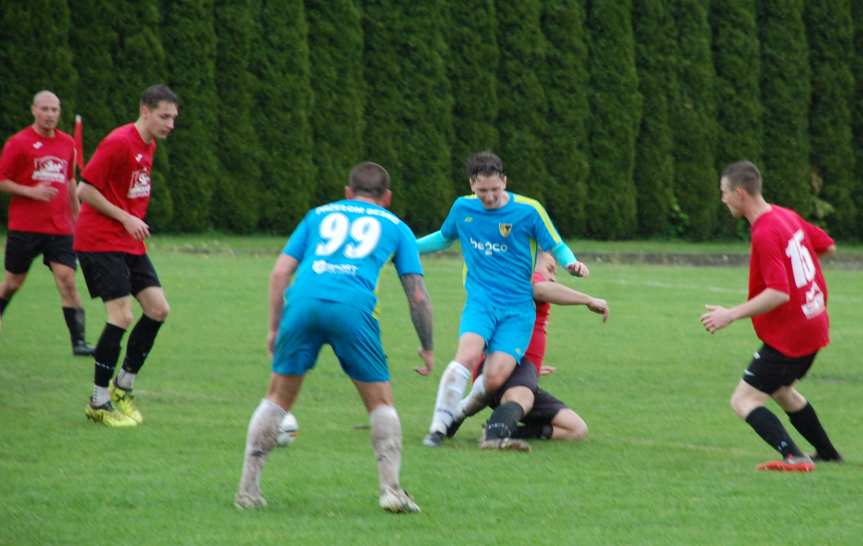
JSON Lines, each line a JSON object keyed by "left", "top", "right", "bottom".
{"left": 345, "top": 186, "right": 354, "bottom": 200}
{"left": 380, "top": 189, "right": 392, "bottom": 208}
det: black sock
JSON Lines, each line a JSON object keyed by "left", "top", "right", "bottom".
{"left": 511, "top": 422, "right": 553, "bottom": 440}
{"left": 484, "top": 401, "right": 525, "bottom": 440}
{"left": 62, "top": 307, "right": 86, "bottom": 344}
{"left": 122, "top": 315, "right": 164, "bottom": 374}
{"left": 788, "top": 403, "right": 841, "bottom": 460}
{"left": 745, "top": 406, "right": 802, "bottom": 458}
{"left": 0, "top": 296, "right": 10, "bottom": 315}
{"left": 93, "top": 323, "right": 127, "bottom": 387}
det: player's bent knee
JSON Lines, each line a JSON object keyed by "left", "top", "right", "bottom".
{"left": 147, "top": 302, "right": 170, "bottom": 322}
{"left": 554, "top": 410, "right": 588, "bottom": 441}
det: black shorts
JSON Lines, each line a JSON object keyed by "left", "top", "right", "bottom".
{"left": 522, "top": 388, "right": 569, "bottom": 426}
{"left": 3, "top": 230, "right": 77, "bottom": 274}
{"left": 77, "top": 251, "right": 161, "bottom": 301}
{"left": 742, "top": 343, "right": 817, "bottom": 395}
{"left": 485, "top": 360, "right": 539, "bottom": 408}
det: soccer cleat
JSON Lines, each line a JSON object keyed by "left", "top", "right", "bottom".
{"left": 84, "top": 401, "right": 138, "bottom": 427}
{"left": 422, "top": 430, "right": 445, "bottom": 448}
{"left": 756, "top": 454, "right": 815, "bottom": 472}
{"left": 109, "top": 382, "right": 143, "bottom": 424}
{"left": 478, "top": 437, "right": 532, "bottom": 452}
{"left": 379, "top": 487, "right": 420, "bottom": 514}
{"left": 810, "top": 452, "right": 844, "bottom": 464}
{"left": 445, "top": 416, "right": 464, "bottom": 439}
{"left": 72, "top": 340, "right": 95, "bottom": 357}
{"left": 234, "top": 490, "right": 268, "bottom": 510}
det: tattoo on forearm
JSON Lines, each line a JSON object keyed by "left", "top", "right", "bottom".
{"left": 400, "top": 274, "right": 433, "bottom": 351}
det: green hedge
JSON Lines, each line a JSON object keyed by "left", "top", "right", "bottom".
{"left": 0, "top": 1, "right": 861, "bottom": 240}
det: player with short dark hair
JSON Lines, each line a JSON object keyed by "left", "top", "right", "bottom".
{"left": 700, "top": 160, "right": 842, "bottom": 471}
{"left": 74, "top": 84, "right": 179, "bottom": 427}
{"left": 235, "top": 162, "right": 434, "bottom": 514}
{"left": 448, "top": 252, "right": 608, "bottom": 446}
{"left": 416, "top": 150, "right": 588, "bottom": 449}
{"left": 0, "top": 90, "right": 94, "bottom": 355}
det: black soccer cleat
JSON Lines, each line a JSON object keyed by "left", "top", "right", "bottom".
{"left": 810, "top": 452, "right": 844, "bottom": 463}
{"left": 422, "top": 431, "right": 445, "bottom": 448}
{"left": 72, "top": 340, "right": 96, "bottom": 357}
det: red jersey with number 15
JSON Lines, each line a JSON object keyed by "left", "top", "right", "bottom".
{"left": 0, "top": 126, "right": 76, "bottom": 235}
{"left": 74, "top": 123, "right": 156, "bottom": 255}
{"left": 749, "top": 205, "right": 833, "bottom": 357}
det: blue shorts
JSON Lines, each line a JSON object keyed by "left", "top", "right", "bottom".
{"left": 272, "top": 299, "right": 389, "bottom": 383}
{"left": 459, "top": 299, "right": 535, "bottom": 362}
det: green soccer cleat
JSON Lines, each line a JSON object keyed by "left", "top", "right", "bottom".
{"left": 85, "top": 401, "right": 138, "bottom": 427}
{"left": 109, "top": 382, "right": 143, "bottom": 424}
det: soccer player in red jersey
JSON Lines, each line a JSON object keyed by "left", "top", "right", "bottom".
{"left": 0, "top": 90, "right": 94, "bottom": 355}
{"left": 74, "top": 85, "right": 179, "bottom": 427}
{"left": 448, "top": 252, "right": 609, "bottom": 448}
{"left": 701, "top": 160, "right": 843, "bottom": 472}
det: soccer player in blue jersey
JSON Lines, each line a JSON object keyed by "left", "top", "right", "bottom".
{"left": 235, "top": 162, "right": 434, "bottom": 513}
{"left": 418, "top": 151, "right": 588, "bottom": 449}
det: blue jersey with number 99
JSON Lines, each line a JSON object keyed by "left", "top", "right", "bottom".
{"left": 282, "top": 199, "right": 423, "bottom": 315}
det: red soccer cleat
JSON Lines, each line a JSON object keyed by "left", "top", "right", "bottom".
{"left": 756, "top": 454, "right": 815, "bottom": 472}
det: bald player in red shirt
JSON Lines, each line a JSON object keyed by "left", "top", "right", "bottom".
{"left": 0, "top": 90, "right": 94, "bottom": 355}
{"left": 701, "top": 160, "right": 842, "bottom": 472}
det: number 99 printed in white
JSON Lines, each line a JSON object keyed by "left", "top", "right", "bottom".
{"left": 315, "top": 213, "right": 382, "bottom": 259}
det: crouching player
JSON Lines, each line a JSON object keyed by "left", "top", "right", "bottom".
{"left": 235, "top": 162, "right": 434, "bottom": 513}
{"left": 449, "top": 252, "right": 609, "bottom": 448}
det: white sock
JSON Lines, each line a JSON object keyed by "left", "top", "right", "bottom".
{"left": 115, "top": 369, "right": 136, "bottom": 390}
{"left": 238, "top": 399, "right": 287, "bottom": 496}
{"left": 370, "top": 405, "right": 402, "bottom": 494}
{"left": 91, "top": 385, "right": 109, "bottom": 407}
{"left": 429, "top": 361, "right": 471, "bottom": 434}
{"left": 456, "top": 373, "right": 488, "bottom": 419}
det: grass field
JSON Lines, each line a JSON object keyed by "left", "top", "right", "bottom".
{"left": 1, "top": 238, "right": 861, "bottom": 545}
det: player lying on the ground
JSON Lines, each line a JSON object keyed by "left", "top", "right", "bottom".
{"left": 447, "top": 252, "right": 609, "bottom": 450}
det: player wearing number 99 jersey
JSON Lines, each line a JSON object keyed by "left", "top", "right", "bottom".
{"left": 700, "top": 160, "right": 842, "bottom": 473}
{"left": 236, "top": 162, "right": 434, "bottom": 514}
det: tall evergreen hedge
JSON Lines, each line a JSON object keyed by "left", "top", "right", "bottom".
{"left": 541, "top": 0, "right": 590, "bottom": 237}
{"left": 496, "top": 1, "right": 552, "bottom": 204}
{"left": 633, "top": 0, "right": 677, "bottom": 237}
{"left": 671, "top": 0, "right": 718, "bottom": 241}
{"left": 852, "top": 2, "right": 863, "bottom": 235}
{"left": 805, "top": 0, "right": 856, "bottom": 236}
{"left": 162, "top": 0, "right": 219, "bottom": 232}
{"left": 586, "top": 0, "right": 641, "bottom": 239}
{"left": 758, "top": 0, "right": 811, "bottom": 215}
{"left": 445, "top": 0, "right": 500, "bottom": 197}
{"left": 306, "top": 0, "right": 366, "bottom": 205}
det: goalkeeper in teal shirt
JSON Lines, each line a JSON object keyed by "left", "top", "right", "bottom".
{"left": 419, "top": 151, "right": 588, "bottom": 449}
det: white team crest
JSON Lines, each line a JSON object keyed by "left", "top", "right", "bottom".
{"left": 135, "top": 153, "right": 143, "bottom": 162}
{"left": 33, "top": 142, "right": 43, "bottom": 149}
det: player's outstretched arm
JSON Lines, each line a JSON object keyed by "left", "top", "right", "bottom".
{"left": 550, "top": 242, "right": 589, "bottom": 278}
{"left": 268, "top": 254, "right": 298, "bottom": 354}
{"left": 416, "top": 231, "right": 454, "bottom": 255}
{"left": 399, "top": 273, "right": 434, "bottom": 375}
{"left": 700, "top": 288, "right": 789, "bottom": 334}
{"left": 533, "top": 281, "right": 609, "bottom": 322}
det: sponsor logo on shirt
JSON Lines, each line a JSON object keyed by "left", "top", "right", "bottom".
{"left": 312, "top": 260, "right": 358, "bottom": 276}
{"left": 127, "top": 169, "right": 151, "bottom": 198}
{"left": 469, "top": 237, "right": 508, "bottom": 256}
{"left": 499, "top": 223, "right": 512, "bottom": 237}
{"left": 801, "top": 282, "right": 825, "bottom": 319}
{"left": 32, "top": 155, "right": 67, "bottom": 184}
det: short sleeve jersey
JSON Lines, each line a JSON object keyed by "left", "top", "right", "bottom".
{"left": 74, "top": 124, "right": 156, "bottom": 255}
{"left": 749, "top": 205, "right": 833, "bottom": 357}
{"left": 282, "top": 200, "right": 423, "bottom": 315}
{"left": 440, "top": 192, "right": 563, "bottom": 307}
{"left": 0, "top": 127, "right": 75, "bottom": 235}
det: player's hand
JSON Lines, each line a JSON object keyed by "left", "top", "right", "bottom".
{"left": 122, "top": 214, "right": 151, "bottom": 240}
{"left": 567, "top": 261, "right": 589, "bottom": 278}
{"left": 588, "top": 297, "right": 609, "bottom": 322}
{"left": 415, "top": 348, "right": 434, "bottom": 376}
{"left": 29, "top": 183, "right": 58, "bottom": 201}
{"left": 539, "top": 365, "right": 556, "bottom": 376}
{"left": 267, "top": 330, "right": 277, "bottom": 355}
{"left": 700, "top": 304, "right": 733, "bottom": 334}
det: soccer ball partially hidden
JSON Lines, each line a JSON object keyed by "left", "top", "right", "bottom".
{"left": 276, "top": 412, "right": 299, "bottom": 447}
